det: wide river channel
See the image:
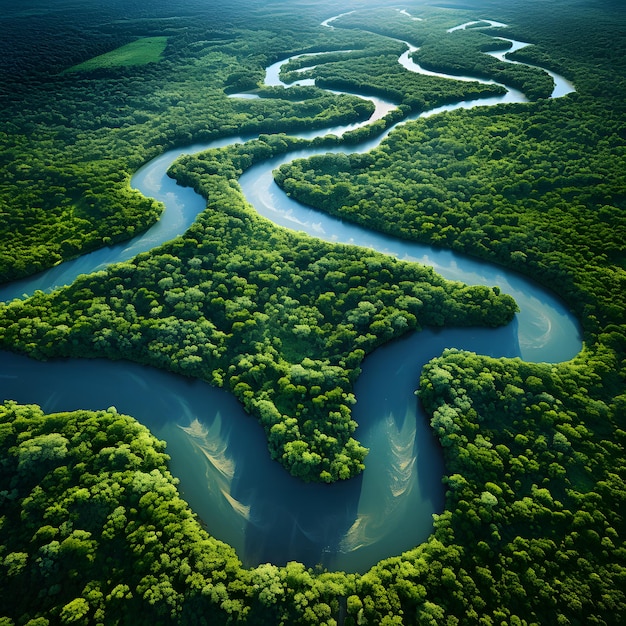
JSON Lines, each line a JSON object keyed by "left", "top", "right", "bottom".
{"left": 0, "top": 14, "right": 581, "bottom": 572}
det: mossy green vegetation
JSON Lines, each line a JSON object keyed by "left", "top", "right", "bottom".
{"left": 414, "top": 347, "right": 626, "bottom": 624}
{"left": 64, "top": 37, "right": 169, "bottom": 73}
{"left": 278, "top": 38, "right": 506, "bottom": 112}
{"left": 0, "top": 0, "right": 625, "bottom": 624}
{"left": 2, "top": 342, "right": 622, "bottom": 625}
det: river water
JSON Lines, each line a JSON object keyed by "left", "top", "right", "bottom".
{"left": 0, "top": 14, "right": 580, "bottom": 572}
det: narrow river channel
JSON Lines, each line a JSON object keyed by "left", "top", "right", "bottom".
{"left": 0, "top": 13, "right": 581, "bottom": 572}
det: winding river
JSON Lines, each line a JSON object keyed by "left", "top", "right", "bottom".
{"left": 0, "top": 13, "right": 580, "bottom": 572}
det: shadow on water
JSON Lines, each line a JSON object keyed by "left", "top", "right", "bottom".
{"left": 0, "top": 350, "right": 363, "bottom": 569}
{"left": 233, "top": 457, "right": 364, "bottom": 570}
{"left": 0, "top": 316, "right": 518, "bottom": 573}
{"left": 329, "top": 318, "right": 521, "bottom": 570}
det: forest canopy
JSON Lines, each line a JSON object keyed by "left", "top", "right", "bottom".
{"left": 0, "top": 0, "right": 624, "bottom": 624}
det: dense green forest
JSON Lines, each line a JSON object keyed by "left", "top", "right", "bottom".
{"left": 0, "top": 138, "right": 517, "bottom": 482}
{"left": 0, "top": 0, "right": 624, "bottom": 624}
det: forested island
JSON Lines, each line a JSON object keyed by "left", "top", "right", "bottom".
{"left": 0, "top": 0, "right": 624, "bottom": 624}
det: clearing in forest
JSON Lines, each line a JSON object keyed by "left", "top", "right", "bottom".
{"left": 64, "top": 36, "right": 168, "bottom": 72}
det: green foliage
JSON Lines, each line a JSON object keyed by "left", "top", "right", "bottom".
{"left": 0, "top": 131, "right": 516, "bottom": 483}
{"left": 0, "top": 401, "right": 245, "bottom": 624}
{"left": 321, "top": 5, "right": 553, "bottom": 99}
{"left": 414, "top": 28, "right": 554, "bottom": 100}
{"left": 275, "top": 97, "right": 626, "bottom": 337}
{"left": 281, "top": 41, "right": 504, "bottom": 112}
{"left": 0, "top": 3, "right": 382, "bottom": 283}
{"left": 0, "top": 401, "right": 368, "bottom": 625}
{"left": 0, "top": 1, "right": 625, "bottom": 625}
{"left": 396, "top": 347, "right": 626, "bottom": 624}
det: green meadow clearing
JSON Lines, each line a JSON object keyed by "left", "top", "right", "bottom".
{"left": 64, "top": 36, "right": 168, "bottom": 73}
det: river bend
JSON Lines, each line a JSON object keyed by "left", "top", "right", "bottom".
{"left": 0, "top": 13, "right": 580, "bottom": 572}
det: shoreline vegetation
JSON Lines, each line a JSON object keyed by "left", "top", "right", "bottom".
{"left": 0, "top": 0, "right": 624, "bottom": 624}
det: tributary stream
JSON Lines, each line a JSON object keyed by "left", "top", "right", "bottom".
{"left": 0, "top": 14, "right": 581, "bottom": 572}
